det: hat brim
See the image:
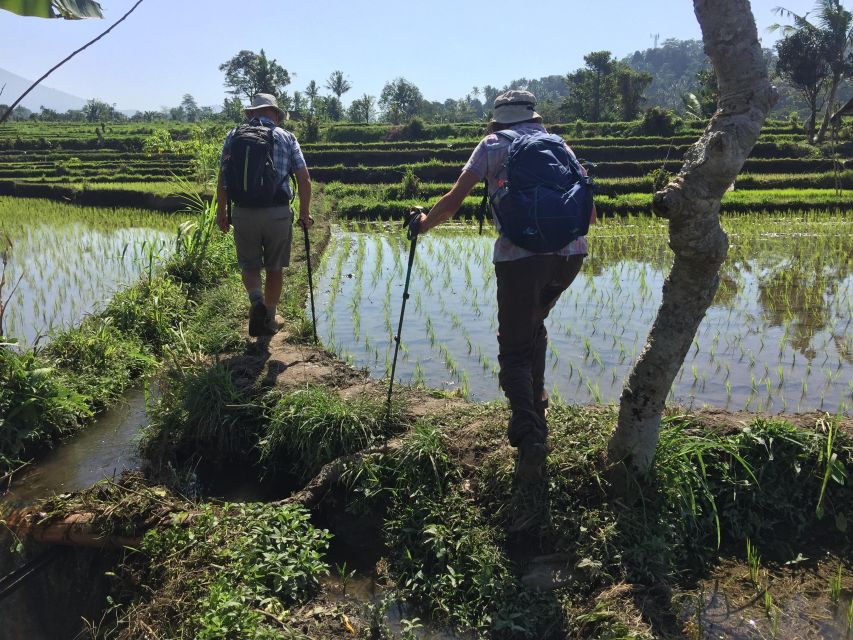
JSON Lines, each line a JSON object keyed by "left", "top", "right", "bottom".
{"left": 245, "top": 104, "right": 286, "bottom": 120}
{"left": 492, "top": 105, "right": 542, "bottom": 124}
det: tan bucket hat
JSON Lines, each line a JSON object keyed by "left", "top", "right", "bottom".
{"left": 492, "top": 89, "right": 542, "bottom": 124}
{"left": 244, "top": 93, "right": 285, "bottom": 120}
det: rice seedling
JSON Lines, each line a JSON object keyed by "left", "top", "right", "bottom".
{"left": 312, "top": 211, "right": 851, "bottom": 409}
{"left": 829, "top": 565, "right": 843, "bottom": 606}
{"left": 746, "top": 538, "right": 762, "bottom": 588}
{"left": 846, "top": 596, "right": 853, "bottom": 632}
{"left": 0, "top": 197, "right": 183, "bottom": 347}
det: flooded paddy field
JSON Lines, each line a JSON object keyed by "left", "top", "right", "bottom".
{"left": 0, "top": 197, "right": 183, "bottom": 346}
{"left": 314, "top": 211, "right": 852, "bottom": 414}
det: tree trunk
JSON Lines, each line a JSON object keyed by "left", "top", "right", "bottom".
{"left": 606, "top": 0, "right": 777, "bottom": 474}
{"left": 806, "top": 97, "right": 817, "bottom": 141}
{"left": 814, "top": 75, "right": 840, "bottom": 143}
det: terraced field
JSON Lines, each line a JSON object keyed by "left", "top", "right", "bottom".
{"left": 2, "top": 121, "right": 850, "bottom": 216}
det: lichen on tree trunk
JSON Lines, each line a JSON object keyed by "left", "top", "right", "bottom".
{"left": 607, "top": 0, "right": 778, "bottom": 474}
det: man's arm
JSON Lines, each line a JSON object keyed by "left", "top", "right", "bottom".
{"left": 294, "top": 167, "right": 312, "bottom": 228}
{"left": 418, "top": 170, "right": 480, "bottom": 233}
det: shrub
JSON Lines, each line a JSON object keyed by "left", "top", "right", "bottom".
{"left": 636, "top": 107, "right": 679, "bottom": 137}
{"left": 385, "top": 117, "right": 428, "bottom": 142}
{"left": 648, "top": 167, "right": 674, "bottom": 192}
{"left": 399, "top": 166, "right": 421, "bottom": 199}
{"left": 0, "top": 344, "right": 90, "bottom": 472}
{"left": 297, "top": 115, "right": 320, "bottom": 143}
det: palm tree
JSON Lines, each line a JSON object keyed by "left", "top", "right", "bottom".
{"left": 325, "top": 70, "right": 352, "bottom": 99}
{"left": 772, "top": 1, "right": 853, "bottom": 142}
{"left": 305, "top": 80, "right": 319, "bottom": 115}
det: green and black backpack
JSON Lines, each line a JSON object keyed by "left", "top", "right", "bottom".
{"left": 225, "top": 118, "right": 285, "bottom": 207}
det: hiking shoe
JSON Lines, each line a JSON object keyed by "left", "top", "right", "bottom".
{"left": 508, "top": 479, "right": 548, "bottom": 533}
{"left": 248, "top": 299, "right": 269, "bottom": 337}
{"left": 262, "top": 315, "right": 280, "bottom": 336}
{"left": 515, "top": 437, "right": 548, "bottom": 485}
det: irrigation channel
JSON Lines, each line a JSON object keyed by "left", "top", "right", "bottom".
{"left": 315, "top": 213, "right": 852, "bottom": 415}
{"left": 2, "top": 388, "right": 148, "bottom": 506}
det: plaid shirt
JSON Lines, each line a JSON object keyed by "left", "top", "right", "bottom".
{"left": 220, "top": 116, "right": 306, "bottom": 199}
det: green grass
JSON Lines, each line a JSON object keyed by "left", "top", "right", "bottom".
{"left": 259, "top": 385, "right": 398, "bottom": 481}
{"left": 44, "top": 318, "right": 156, "bottom": 412}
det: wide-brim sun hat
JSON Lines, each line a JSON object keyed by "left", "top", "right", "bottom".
{"left": 244, "top": 93, "right": 285, "bottom": 120}
{"left": 492, "top": 89, "right": 542, "bottom": 124}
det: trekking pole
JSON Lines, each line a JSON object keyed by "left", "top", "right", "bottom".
{"left": 387, "top": 211, "right": 421, "bottom": 410}
{"left": 302, "top": 222, "right": 318, "bottom": 343}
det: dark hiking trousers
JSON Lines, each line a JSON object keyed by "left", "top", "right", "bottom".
{"left": 495, "top": 254, "right": 584, "bottom": 447}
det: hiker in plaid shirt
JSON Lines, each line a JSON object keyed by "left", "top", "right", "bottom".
{"left": 216, "top": 93, "right": 313, "bottom": 337}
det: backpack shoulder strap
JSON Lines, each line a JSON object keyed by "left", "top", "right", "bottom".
{"left": 494, "top": 129, "right": 521, "bottom": 143}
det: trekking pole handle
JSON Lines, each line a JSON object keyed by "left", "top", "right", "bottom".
{"left": 404, "top": 207, "right": 424, "bottom": 240}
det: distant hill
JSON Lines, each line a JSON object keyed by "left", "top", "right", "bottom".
{"left": 623, "top": 39, "right": 709, "bottom": 111}
{"left": 624, "top": 38, "right": 853, "bottom": 117}
{"left": 0, "top": 67, "right": 87, "bottom": 112}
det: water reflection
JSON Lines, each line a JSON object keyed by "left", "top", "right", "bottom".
{"left": 314, "top": 216, "right": 851, "bottom": 413}
{"left": 757, "top": 258, "right": 851, "bottom": 362}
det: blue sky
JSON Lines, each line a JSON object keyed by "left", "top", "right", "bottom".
{"left": 0, "top": 0, "right": 815, "bottom": 111}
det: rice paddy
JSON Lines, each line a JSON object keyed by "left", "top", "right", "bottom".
{"left": 314, "top": 211, "right": 852, "bottom": 414}
{"left": 0, "top": 197, "right": 183, "bottom": 346}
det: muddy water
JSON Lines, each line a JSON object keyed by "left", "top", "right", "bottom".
{"left": 322, "top": 573, "right": 460, "bottom": 639}
{"left": 0, "top": 390, "right": 150, "bottom": 640}
{"left": 680, "top": 557, "right": 853, "bottom": 639}
{"left": 685, "top": 589, "right": 852, "bottom": 639}
{"left": 2, "top": 388, "right": 149, "bottom": 506}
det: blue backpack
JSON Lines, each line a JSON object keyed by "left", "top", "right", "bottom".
{"left": 488, "top": 129, "right": 594, "bottom": 253}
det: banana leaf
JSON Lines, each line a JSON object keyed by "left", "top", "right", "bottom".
{"left": 0, "top": 0, "right": 103, "bottom": 19}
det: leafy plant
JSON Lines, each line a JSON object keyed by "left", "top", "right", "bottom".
{"left": 0, "top": 343, "right": 90, "bottom": 472}
{"left": 137, "top": 502, "right": 329, "bottom": 639}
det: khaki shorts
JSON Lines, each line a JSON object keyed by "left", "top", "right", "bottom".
{"left": 232, "top": 204, "right": 293, "bottom": 271}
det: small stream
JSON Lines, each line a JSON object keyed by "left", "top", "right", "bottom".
{"left": 2, "top": 387, "right": 149, "bottom": 507}
{"left": 0, "top": 388, "right": 151, "bottom": 640}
